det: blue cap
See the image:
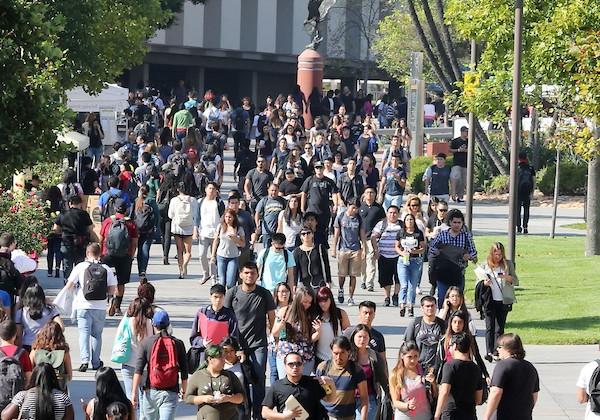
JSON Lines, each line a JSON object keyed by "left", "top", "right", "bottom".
{"left": 152, "top": 310, "right": 170, "bottom": 329}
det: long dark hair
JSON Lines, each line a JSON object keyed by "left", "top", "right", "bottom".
{"left": 126, "top": 298, "right": 151, "bottom": 341}
{"left": 93, "top": 367, "right": 130, "bottom": 420}
{"left": 284, "top": 195, "right": 302, "bottom": 225}
{"left": 31, "top": 363, "right": 60, "bottom": 420}
{"left": 22, "top": 284, "right": 52, "bottom": 320}
{"left": 316, "top": 287, "right": 342, "bottom": 336}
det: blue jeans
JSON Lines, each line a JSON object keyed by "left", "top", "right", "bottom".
{"left": 217, "top": 255, "right": 238, "bottom": 289}
{"left": 268, "top": 349, "right": 278, "bottom": 385}
{"left": 355, "top": 394, "right": 378, "bottom": 420}
{"left": 121, "top": 365, "right": 142, "bottom": 418}
{"left": 137, "top": 232, "right": 153, "bottom": 275}
{"left": 87, "top": 146, "right": 103, "bottom": 167}
{"left": 142, "top": 389, "right": 178, "bottom": 420}
{"left": 398, "top": 257, "right": 423, "bottom": 306}
{"left": 46, "top": 235, "right": 62, "bottom": 272}
{"left": 76, "top": 309, "right": 106, "bottom": 367}
{"left": 247, "top": 346, "right": 268, "bottom": 419}
{"left": 383, "top": 193, "right": 403, "bottom": 211}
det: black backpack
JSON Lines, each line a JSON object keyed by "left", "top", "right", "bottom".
{"left": 518, "top": 165, "right": 534, "bottom": 195}
{"left": 135, "top": 202, "right": 155, "bottom": 234}
{"left": 589, "top": 360, "right": 600, "bottom": 413}
{"left": 83, "top": 262, "right": 108, "bottom": 300}
{"left": 101, "top": 192, "right": 121, "bottom": 221}
{"left": 0, "top": 348, "right": 25, "bottom": 411}
{"left": 105, "top": 217, "right": 130, "bottom": 257}
{"left": 0, "top": 260, "right": 19, "bottom": 298}
{"left": 233, "top": 109, "right": 245, "bottom": 131}
{"left": 474, "top": 280, "right": 492, "bottom": 318}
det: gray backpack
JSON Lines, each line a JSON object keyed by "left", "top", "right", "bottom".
{"left": 0, "top": 348, "right": 25, "bottom": 411}
{"left": 106, "top": 217, "right": 130, "bottom": 257}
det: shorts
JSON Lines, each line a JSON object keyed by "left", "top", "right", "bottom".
{"left": 450, "top": 165, "right": 467, "bottom": 181}
{"left": 378, "top": 255, "right": 399, "bottom": 287}
{"left": 102, "top": 254, "right": 133, "bottom": 285}
{"left": 338, "top": 250, "right": 362, "bottom": 277}
{"left": 172, "top": 233, "right": 193, "bottom": 239}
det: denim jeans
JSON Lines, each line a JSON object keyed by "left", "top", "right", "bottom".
{"left": 355, "top": 394, "right": 378, "bottom": 420}
{"left": 247, "top": 346, "right": 268, "bottom": 419}
{"left": 46, "top": 235, "right": 62, "bottom": 272}
{"left": 137, "top": 232, "right": 153, "bottom": 275}
{"left": 76, "top": 309, "right": 106, "bottom": 367}
{"left": 383, "top": 193, "right": 403, "bottom": 211}
{"left": 121, "top": 364, "right": 142, "bottom": 418}
{"left": 142, "top": 389, "right": 178, "bottom": 420}
{"left": 217, "top": 255, "right": 238, "bottom": 289}
{"left": 160, "top": 218, "right": 172, "bottom": 259}
{"left": 398, "top": 257, "right": 423, "bottom": 306}
{"left": 268, "top": 349, "right": 278, "bottom": 385}
{"left": 61, "top": 244, "right": 85, "bottom": 279}
{"left": 87, "top": 146, "right": 103, "bottom": 167}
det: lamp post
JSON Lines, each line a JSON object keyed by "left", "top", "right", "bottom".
{"left": 466, "top": 39, "right": 477, "bottom": 230}
{"left": 507, "top": 0, "right": 524, "bottom": 263}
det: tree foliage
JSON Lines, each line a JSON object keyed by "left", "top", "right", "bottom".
{"left": 0, "top": 0, "right": 191, "bottom": 180}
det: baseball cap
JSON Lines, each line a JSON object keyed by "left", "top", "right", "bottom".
{"left": 152, "top": 310, "right": 170, "bottom": 329}
{"left": 314, "top": 161, "right": 324, "bottom": 168}
{"left": 285, "top": 169, "right": 294, "bottom": 175}
{"left": 114, "top": 198, "right": 128, "bottom": 214}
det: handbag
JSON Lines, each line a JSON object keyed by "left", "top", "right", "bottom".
{"left": 376, "top": 394, "right": 393, "bottom": 420}
{"left": 111, "top": 316, "right": 132, "bottom": 363}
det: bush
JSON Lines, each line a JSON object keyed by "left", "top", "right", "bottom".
{"left": 484, "top": 175, "right": 509, "bottom": 194}
{"left": 407, "top": 156, "right": 453, "bottom": 193}
{"left": 536, "top": 163, "right": 587, "bottom": 195}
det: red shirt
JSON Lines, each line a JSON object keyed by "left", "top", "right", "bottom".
{"left": 0, "top": 345, "right": 33, "bottom": 373}
{"left": 100, "top": 213, "right": 139, "bottom": 256}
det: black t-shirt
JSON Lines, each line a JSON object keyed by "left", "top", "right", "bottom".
{"left": 396, "top": 228, "right": 425, "bottom": 256}
{"left": 404, "top": 317, "right": 446, "bottom": 370}
{"left": 440, "top": 359, "right": 482, "bottom": 420}
{"left": 450, "top": 137, "right": 467, "bottom": 167}
{"left": 369, "top": 327, "right": 386, "bottom": 354}
{"left": 55, "top": 208, "right": 93, "bottom": 236}
{"left": 81, "top": 168, "right": 99, "bottom": 195}
{"left": 279, "top": 179, "right": 301, "bottom": 196}
{"left": 246, "top": 169, "right": 274, "bottom": 200}
{"left": 491, "top": 358, "right": 539, "bottom": 420}
{"left": 300, "top": 175, "right": 338, "bottom": 215}
{"left": 427, "top": 216, "right": 444, "bottom": 231}
{"left": 358, "top": 203, "right": 386, "bottom": 237}
{"left": 263, "top": 376, "right": 326, "bottom": 419}
{"left": 357, "top": 135, "right": 372, "bottom": 157}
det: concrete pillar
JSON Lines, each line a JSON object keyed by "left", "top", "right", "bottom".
{"left": 297, "top": 49, "right": 324, "bottom": 129}
{"left": 197, "top": 67, "right": 205, "bottom": 96}
{"left": 251, "top": 71, "right": 259, "bottom": 106}
{"left": 142, "top": 63, "right": 150, "bottom": 85}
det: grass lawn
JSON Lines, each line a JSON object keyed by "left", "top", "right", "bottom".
{"left": 561, "top": 223, "right": 586, "bottom": 230}
{"left": 464, "top": 235, "right": 600, "bottom": 344}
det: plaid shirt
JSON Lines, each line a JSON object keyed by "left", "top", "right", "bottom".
{"left": 428, "top": 228, "right": 477, "bottom": 261}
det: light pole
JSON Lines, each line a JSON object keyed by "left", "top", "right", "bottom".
{"left": 466, "top": 40, "right": 477, "bottom": 230}
{"left": 507, "top": 0, "right": 523, "bottom": 263}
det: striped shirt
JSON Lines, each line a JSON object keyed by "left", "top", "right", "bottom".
{"left": 372, "top": 220, "right": 403, "bottom": 258}
{"left": 316, "top": 360, "right": 366, "bottom": 419}
{"left": 428, "top": 227, "right": 477, "bottom": 261}
{"left": 11, "top": 389, "right": 72, "bottom": 420}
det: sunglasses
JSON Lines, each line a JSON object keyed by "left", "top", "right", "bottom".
{"left": 274, "top": 246, "right": 285, "bottom": 251}
{"left": 409, "top": 204, "right": 420, "bottom": 208}
{"left": 438, "top": 208, "right": 448, "bottom": 212}
{"left": 286, "top": 361, "right": 303, "bottom": 367}
{"left": 301, "top": 231, "right": 313, "bottom": 236}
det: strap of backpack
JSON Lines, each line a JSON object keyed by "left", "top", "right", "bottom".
{"left": 259, "top": 248, "right": 270, "bottom": 282}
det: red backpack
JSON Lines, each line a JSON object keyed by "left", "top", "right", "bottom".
{"left": 149, "top": 335, "right": 179, "bottom": 389}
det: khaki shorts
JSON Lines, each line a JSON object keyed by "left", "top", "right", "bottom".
{"left": 450, "top": 165, "right": 467, "bottom": 181}
{"left": 338, "top": 250, "right": 362, "bottom": 277}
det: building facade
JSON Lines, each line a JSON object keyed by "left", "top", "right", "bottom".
{"left": 124, "top": 0, "right": 385, "bottom": 102}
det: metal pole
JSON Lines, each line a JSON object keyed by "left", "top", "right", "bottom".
{"left": 550, "top": 148, "right": 560, "bottom": 239}
{"left": 507, "top": 0, "right": 523, "bottom": 263}
{"left": 466, "top": 40, "right": 477, "bottom": 230}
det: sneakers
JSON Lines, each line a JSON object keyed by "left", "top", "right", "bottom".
{"left": 523, "top": 228, "right": 528, "bottom": 235}
{"left": 108, "top": 297, "right": 117, "bottom": 317}
{"left": 47, "top": 269, "right": 53, "bottom": 277}
{"left": 347, "top": 297, "right": 355, "bottom": 306}
{"left": 392, "top": 294, "right": 399, "bottom": 307}
{"left": 400, "top": 306, "right": 406, "bottom": 317}
{"left": 361, "top": 282, "right": 366, "bottom": 290}
{"left": 408, "top": 307, "right": 414, "bottom": 317}
{"left": 367, "top": 285, "right": 374, "bottom": 292}
{"left": 384, "top": 297, "right": 390, "bottom": 307}
{"left": 338, "top": 289, "right": 344, "bottom": 304}
{"left": 517, "top": 226, "right": 522, "bottom": 234}
{"left": 163, "top": 256, "right": 170, "bottom": 265}
{"left": 78, "top": 363, "right": 88, "bottom": 372}
{"left": 92, "top": 361, "right": 104, "bottom": 370}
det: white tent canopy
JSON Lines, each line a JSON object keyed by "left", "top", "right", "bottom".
{"left": 66, "top": 84, "right": 129, "bottom": 113}
{"left": 57, "top": 130, "right": 89, "bottom": 152}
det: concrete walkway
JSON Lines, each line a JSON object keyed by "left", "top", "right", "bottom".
{"left": 37, "top": 143, "right": 589, "bottom": 419}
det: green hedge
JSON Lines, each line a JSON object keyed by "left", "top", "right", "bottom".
{"left": 536, "top": 163, "right": 587, "bottom": 195}
{"left": 408, "top": 156, "right": 453, "bottom": 193}
{"left": 484, "top": 174, "right": 509, "bottom": 194}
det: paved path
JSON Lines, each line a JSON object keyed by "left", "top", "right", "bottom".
{"left": 38, "top": 144, "right": 588, "bottom": 419}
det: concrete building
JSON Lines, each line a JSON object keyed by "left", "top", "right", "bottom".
{"left": 123, "top": 0, "right": 387, "bottom": 102}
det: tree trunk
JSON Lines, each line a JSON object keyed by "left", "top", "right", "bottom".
{"left": 362, "top": 46, "right": 370, "bottom": 93}
{"left": 585, "top": 157, "right": 600, "bottom": 256}
{"left": 419, "top": 0, "right": 457, "bottom": 84}
{"left": 406, "top": 0, "right": 453, "bottom": 92}
{"left": 502, "top": 120, "right": 511, "bottom": 160}
{"left": 529, "top": 107, "right": 540, "bottom": 169}
{"left": 434, "top": 0, "right": 463, "bottom": 81}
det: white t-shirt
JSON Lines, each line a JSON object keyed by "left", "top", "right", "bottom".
{"left": 424, "top": 103, "right": 436, "bottom": 120}
{"left": 68, "top": 260, "right": 118, "bottom": 311}
{"left": 577, "top": 360, "right": 600, "bottom": 420}
{"left": 486, "top": 266, "right": 505, "bottom": 301}
{"left": 199, "top": 199, "right": 220, "bottom": 238}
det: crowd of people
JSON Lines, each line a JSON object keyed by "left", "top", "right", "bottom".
{"left": 0, "top": 83, "right": 560, "bottom": 420}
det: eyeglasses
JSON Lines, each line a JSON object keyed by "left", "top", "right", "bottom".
{"left": 286, "top": 361, "right": 303, "bottom": 367}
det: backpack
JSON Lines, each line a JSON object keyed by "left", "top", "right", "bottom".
{"left": 62, "top": 184, "right": 79, "bottom": 207}
{"left": 259, "top": 247, "right": 289, "bottom": 284}
{"left": 0, "top": 260, "right": 19, "bottom": 297}
{"left": 171, "top": 153, "right": 187, "bottom": 178}
{"left": 83, "top": 262, "right": 108, "bottom": 300}
{"left": 367, "top": 136, "right": 379, "bottom": 154}
{"left": 149, "top": 334, "right": 179, "bottom": 389}
{"left": 135, "top": 202, "right": 155, "bottom": 234}
{"left": 101, "top": 191, "right": 122, "bottom": 220}
{"left": 33, "top": 349, "right": 67, "bottom": 392}
{"left": 0, "top": 348, "right": 25, "bottom": 411}
{"left": 106, "top": 217, "right": 130, "bottom": 257}
{"left": 589, "top": 360, "right": 600, "bottom": 413}
{"left": 474, "top": 280, "right": 492, "bottom": 318}
{"left": 518, "top": 165, "right": 534, "bottom": 195}
{"left": 173, "top": 197, "right": 194, "bottom": 228}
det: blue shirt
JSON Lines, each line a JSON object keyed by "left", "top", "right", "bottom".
{"left": 0, "top": 290, "right": 10, "bottom": 308}
{"left": 98, "top": 187, "right": 131, "bottom": 210}
{"left": 257, "top": 248, "right": 296, "bottom": 292}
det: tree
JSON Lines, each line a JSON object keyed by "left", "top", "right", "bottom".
{"left": 0, "top": 0, "right": 193, "bottom": 181}
{"left": 445, "top": 0, "right": 600, "bottom": 255}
